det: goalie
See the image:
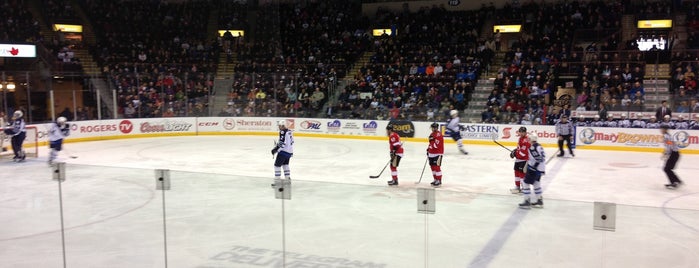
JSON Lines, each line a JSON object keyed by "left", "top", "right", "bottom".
{"left": 48, "top": 117, "right": 70, "bottom": 165}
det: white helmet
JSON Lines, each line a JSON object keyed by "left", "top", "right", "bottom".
{"left": 450, "top": 110, "right": 458, "bottom": 117}
{"left": 528, "top": 135, "right": 538, "bottom": 142}
{"left": 57, "top": 116, "right": 67, "bottom": 125}
{"left": 13, "top": 110, "right": 23, "bottom": 118}
{"left": 277, "top": 120, "right": 286, "bottom": 127}
{"left": 636, "top": 113, "right": 643, "bottom": 118}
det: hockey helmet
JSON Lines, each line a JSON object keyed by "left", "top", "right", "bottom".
{"left": 386, "top": 124, "right": 394, "bottom": 131}
{"left": 430, "top": 122, "right": 439, "bottom": 129}
{"left": 277, "top": 120, "right": 286, "bottom": 127}
{"left": 13, "top": 110, "right": 23, "bottom": 118}
{"left": 449, "top": 110, "right": 458, "bottom": 117}
{"left": 57, "top": 116, "right": 67, "bottom": 125}
{"left": 517, "top": 126, "right": 527, "bottom": 133}
{"left": 636, "top": 113, "right": 644, "bottom": 118}
{"left": 528, "top": 134, "right": 538, "bottom": 142}
{"left": 664, "top": 115, "right": 671, "bottom": 119}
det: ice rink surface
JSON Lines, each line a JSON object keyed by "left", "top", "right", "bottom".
{"left": 1, "top": 135, "right": 698, "bottom": 268}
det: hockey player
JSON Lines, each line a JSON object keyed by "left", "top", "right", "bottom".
{"left": 48, "top": 117, "right": 70, "bottom": 165}
{"left": 604, "top": 116, "right": 618, "bottom": 128}
{"left": 660, "top": 115, "right": 675, "bottom": 129}
{"left": 575, "top": 115, "right": 587, "bottom": 127}
{"left": 271, "top": 120, "right": 294, "bottom": 181}
{"left": 555, "top": 115, "right": 574, "bottom": 157}
{"left": 618, "top": 114, "right": 631, "bottom": 128}
{"left": 427, "top": 122, "right": 444, "bottom": 187}
{"left": 445, "top": 110, "right": 468, "bottom": 154}
{"left": 509, "top": 126, "right": 530, "bottom": 194}
{"left": 660, "top": 125, "right": 682, "bottom": 189}
{"left": 631, "top": 113, "right": 646, "bottom": 128}
{"left": 386, "top": 124, "right": 404, "bottom": 186}
{"left": 645, "top": 116, "right": 660, "bottom": 129}
{"left": 675, "top": 115, "right": 689, "bottom": 130}
{"left": 690, "top": 115, "right": 699, "bottom": 130}
{"left": 519, "top": 135, "right": 546, "bottom": 209}
{"left": 4, "top": 110, "right": 26, "bottom": 162}
{"left": 591, "top": 115, "right": 605, "bottom": 127}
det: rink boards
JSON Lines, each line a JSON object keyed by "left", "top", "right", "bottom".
{"left": 24, "top": 117, "right": 699, "bottom": 154}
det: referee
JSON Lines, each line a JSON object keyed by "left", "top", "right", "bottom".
{"left": 555, "top": 115, "right": 575, "bottom": 157}
{"left": 660, "top": 125, "right": 682, "bottom": 189}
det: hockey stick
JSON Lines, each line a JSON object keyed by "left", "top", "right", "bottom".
{"left": 62, "top": 148, "right": 78, "bottom": 159}
{"left": 369, "top": 161, "right": 390, "bottom": 179}
{"left": 415, "top": 158, "right": 429, "bottom": 184}
{"left": 490, "top": 132, "right": 513, "bottom": 152}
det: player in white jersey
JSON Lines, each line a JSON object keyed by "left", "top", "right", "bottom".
{"left": 689, "top": 116, "right": 699, "bottom": 130}
{"left": 574, "top": 115, "right": 588, "bottom": 127}
{"left": 618, "top": 114, "right": 631, "bottom": 128}
{"left": 4, "top": 110, "right": 26, "bottom": 162}
{"left": 271, "top": 120, "right": 294, "bottom": 180}
{"left": 674, "top": 115, "right": 689, "bottom": 129}
{"left": 48, "top": 117, "right": 71, "bottom": 165}
{"left": 631, "top": 113, "right": 646, "bottom": 128}
{"left": 604, "top": 116, "right": 618, "bottom": 128}
{"left": 445, "top": 110, "right": 468, "bottom": 154}
{"left": 519, "top": 135, "right": 545, "bottom": 209}
{"left": 660, "top": 115, "right": 675, "bottom": 129}
{"left": 591, "top": 115, "right": 605, "bottom": 127}
{"left": 660, "top": 125, "right": 682, "bottom": 189}
{"left": 645, "top": 116, "right": 660, "bottom": 129}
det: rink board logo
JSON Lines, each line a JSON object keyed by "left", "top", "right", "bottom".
{"left": 579, "top": 128, "right": 596, "bottom": 144}
{"left": 362, "top": 121, "right": 378, "bottom": 133}
{"left": 389, "top": 120, "right": 415, "bottom": 138}
{"left": 223, "top": 119, "right": 273, "bottom": 131}
{"left": 342, "top": 122, "right": 360, "bottom": 130}
{"left": 119, "top": 120, "right": 134, "bottom": 134}
{"left": 672, "top": 131, "right": 699, "bottom": 148}
{"left": 299, "top": 120, "right": 322, "bottom": 132}
{"left": 140, "top": 120, "right": 192, "bottom": 133}
{"left": 327, "top": 120, "right": 341, "bottom": 132}
{"left": 202, "top": 245, "right": 387, "bottom": 268}
{"left": 223, "top": 118, "right": 235, "bottom": 130}
{"left": 460, "top": 124, "right": 498, "bottom": 140}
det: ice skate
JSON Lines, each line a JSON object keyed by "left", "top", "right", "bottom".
{"left": 430, "top": 180, "right": 442, "bottom": 187}
{"left": 518, "top": 200, "right": 531, "bottom": 209}
{"left": 510, "top": 187, "right": 522, "bottom": 194}
{"left": 665, "top": 183, "right": 678, "bottom": 189}
{"left": 532, "top": 198, "right": 544, "bottom": 208}
{"left": 387, "top": 180, "right": 399, "bottom": 186}
{"left": 459, "top": 149, "right": 469, "bottom": 155}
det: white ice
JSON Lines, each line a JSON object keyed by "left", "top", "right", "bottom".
{"left": 1, "top": 135, "right": 698, "bottom": 268}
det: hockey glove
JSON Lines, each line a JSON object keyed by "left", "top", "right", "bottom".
{"left": 390, "top": 151, "right": 396, "bottom": 158}
{"left": 509, "top": 151, "right": 516, "bottom": 159}
{"left": 271, "top": 146, "right": 279, "bottom": 155}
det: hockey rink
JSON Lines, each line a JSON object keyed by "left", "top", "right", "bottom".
{"left": 1, "top": 135, "right": 698, "bottom": 268}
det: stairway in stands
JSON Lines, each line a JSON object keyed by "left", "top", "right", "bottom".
{"left": 464, "top": 79, "right": 494, "bottom": 123}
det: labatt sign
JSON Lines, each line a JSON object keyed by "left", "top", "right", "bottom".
{"left": 578, "top": 128, "right": 699, "bottom": 148}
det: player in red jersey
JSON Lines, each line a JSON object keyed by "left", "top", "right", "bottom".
{"left": 509, "top": 126, "right": 530, "bottom": 194}
{"left": 387, "top": 124, "right": 404, "bottom": 186}
{"left": 427, "top": 122, "right": 444, "bottom": 187}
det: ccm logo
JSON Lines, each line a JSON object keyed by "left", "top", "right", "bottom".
{"left": 199, "top": 122, "right": 219, "bottom": 126}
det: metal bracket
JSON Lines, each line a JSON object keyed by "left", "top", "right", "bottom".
{"left": 52, "top": 162, "right": 66, "bottom": 182}
{"left": 273, "top": 179, "right": 291, "bottom": 200}
{"left": 593, "top": 202, "right": 616, "bottom": 232}
{"left": 417, "top": 188, "right": 435, "bottom": 214}
{"left": 155, "top": 169, "right": 171, "bottom": 190}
